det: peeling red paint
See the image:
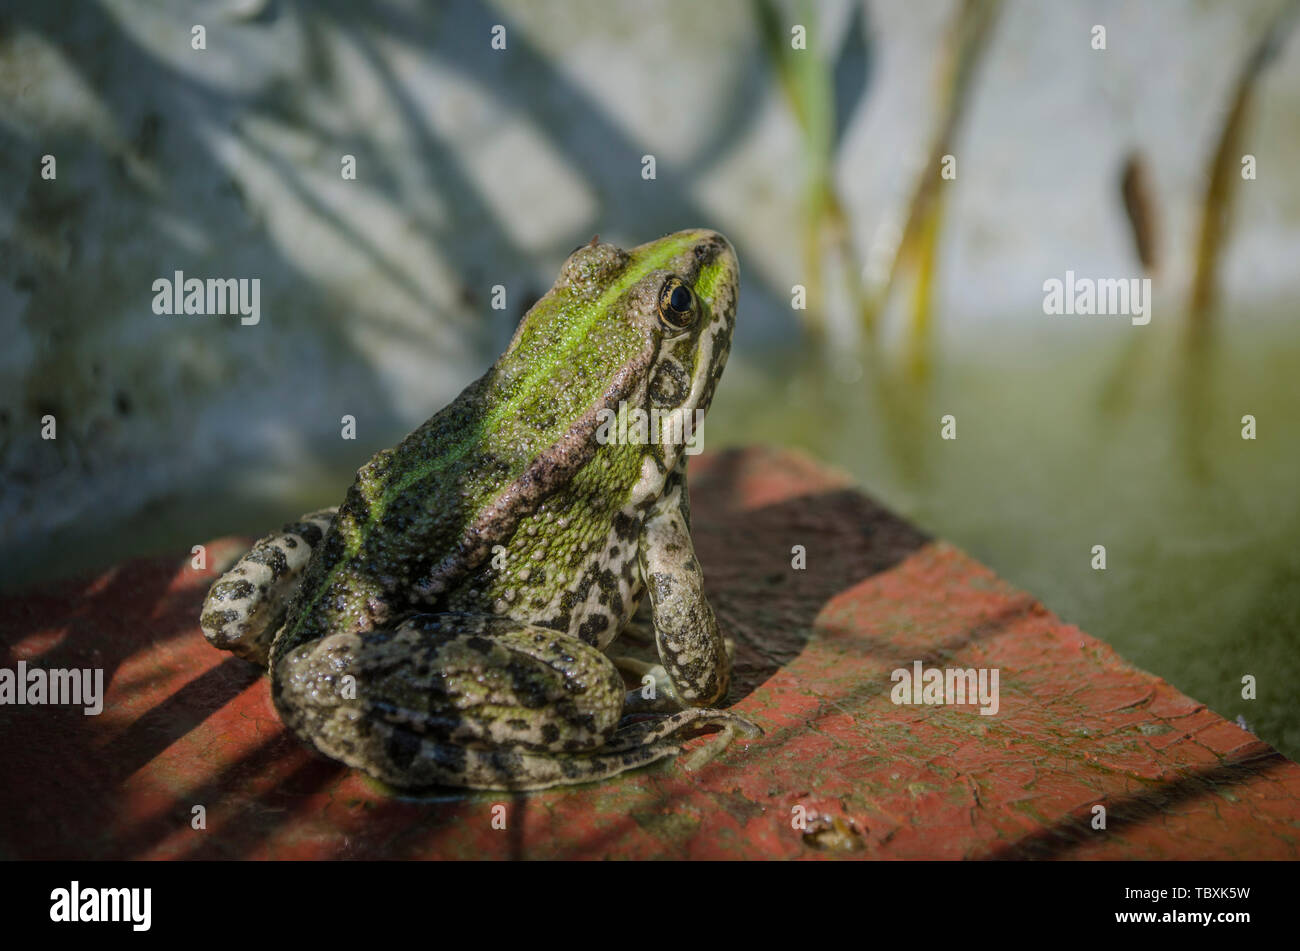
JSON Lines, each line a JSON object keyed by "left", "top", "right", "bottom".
{"left": 0, "top": 447, "right": 1296, "bottom": 859}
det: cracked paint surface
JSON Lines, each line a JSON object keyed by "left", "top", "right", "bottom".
{"left": 0, "top": 446, "right": 1296, "bottom": 859}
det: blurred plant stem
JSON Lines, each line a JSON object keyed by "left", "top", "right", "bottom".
{"left": 1098, "top": 152, "right": 1161, "bottom": 418}
{"left": 1187, "top": 0, "right": 1298, "bottom": 352}
{"left": 904, "top": 191, "right": 944, "bottom": 380}
{"left": 866, "top": 0, "right": 999, "bottom": 379}
{"left": 756, "top": 0, "right": 868, "bottom": 338}
{"left": 1175, "top": 1, "right": 1296, "bottom": 479}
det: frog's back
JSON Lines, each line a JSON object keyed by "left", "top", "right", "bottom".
{"left": 273, "top": 310, "right": 655, "bottom": 662}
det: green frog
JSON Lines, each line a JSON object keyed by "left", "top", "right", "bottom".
{"left": 200, "top": 229, "right": 759, "bottom": 790}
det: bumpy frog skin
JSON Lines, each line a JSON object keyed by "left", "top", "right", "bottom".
{"left": 201, "top": 229, "right": 759, "bottom": 790}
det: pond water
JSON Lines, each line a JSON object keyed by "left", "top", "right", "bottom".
{"left": 710, "top": 315, "right": 1300, "bottom": 762}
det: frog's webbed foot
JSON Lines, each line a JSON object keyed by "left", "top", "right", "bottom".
{"left": 200, "top": 508, "right": 338, "bottom": 667}
{"left": 612, "top": 659, "right": 762, "bottom": 767}
{"left": 609, "top": 708, "right": 763, "bottom": 773}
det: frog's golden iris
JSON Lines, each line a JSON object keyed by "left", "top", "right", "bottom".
{"left": 657, "top": 276, "right": 697, "bottom": 331}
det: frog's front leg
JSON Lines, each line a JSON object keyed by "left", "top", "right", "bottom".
{"left": 201, "top": 508, "right": 338, "bottom": 666}
{"left": 636, "top": 467, "right": 729, "bottom": 708}
{"left": 628, "top": 467, "right": 762, "bottom": 768}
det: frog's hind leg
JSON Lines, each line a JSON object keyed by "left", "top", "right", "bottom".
{"left": 200, "top": 508, "right": 337, "bottom": 667}
{"left": 357, "top": 708, "right": 761, "bottom": 791}
{"left": 271, "top": 613, "right": 760, "bottom": 791}
{"left": 455, "top": 707, "right": 760, "bottom": 790}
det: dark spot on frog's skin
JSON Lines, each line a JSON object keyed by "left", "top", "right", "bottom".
{"left": 622, "top": 749, "right": 655, "bottom": 768}
{"left": 319, "top": 531, "right": 347, "bottom": 563}
{"left": 507, "top": 718, "right": 529, "bottom": 734}
{"left": 612, "top": 512, "right": 639, "bottom": 542}
{"left": 431, "top": 738, "right": 468, "bottom": 775}
{"left": 577, "top": 613, "right": 607, "bottom": 645}
{"left": 294, "top": 522, "right": 323, "bottom": 547}
{"left": 341, "top": 491, "right": 372, "bottom": 530}
{"left": 650, "top": 362, "right": 688, "bottom": 407}
{"left": 595, "top": 570, "right": 624, "bottom": 616}
{"left": 245, "top": 543, "right": 289, "bottom": 581}
{"left": 650, "top": 572, "right": 674, "bottom": 599}
{"left": 506, "top": 662, "right": 552, "bottom": 709}
{"left": 212, "top": 578, "right": 255, "bottom": 601}
{"left": 563, "top": 739, "right": 583, "bottom": 752}
{"left": 465, "top": 635, "right": 494, "bottom": 654}
{"left": 491, "top": 749, "right": 526, "bottom": 776}
{"left": 201, "top": 608, "right": 240, "bottom": 630}
{"left": 386, "top": 728, "right": 421, "bottom": 771}
{"left": 562, "top": 708, "right": 600, "bottom": 735}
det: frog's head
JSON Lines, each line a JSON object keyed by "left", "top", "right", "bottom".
{"left": 550, "top": 229, "right": 738, "bottom": 462}
{"left": 619, "top": 228, "right": 740, "bottom": 422}
{"left": 495, "top": 229, "right": 738, "bottom": 483}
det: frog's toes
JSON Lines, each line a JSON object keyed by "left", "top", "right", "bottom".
{"left": 201, "top": 507, "right": 337, "bottom": 667}
{"left": 679, "top": 719, "right": 761, "bottom": 772}
{"left": 609, "top": 707, "right": 763, "bottom": 773}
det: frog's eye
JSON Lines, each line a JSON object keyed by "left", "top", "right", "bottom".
{"left": 657, "top": 277, "right": 697, "bottom": 332}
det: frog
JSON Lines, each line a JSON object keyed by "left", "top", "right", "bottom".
{"left": 200, "top": 228, "right": 760, "bottom": 790}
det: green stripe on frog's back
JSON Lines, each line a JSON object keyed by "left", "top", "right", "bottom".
{"left": 369, "top": 231, "right": 695, "bottom": 515}
{"left": 274, "top": 234, "right": 699, "bottom": 659}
